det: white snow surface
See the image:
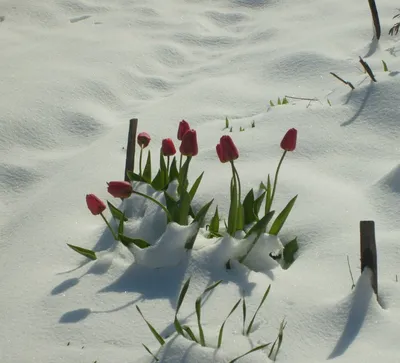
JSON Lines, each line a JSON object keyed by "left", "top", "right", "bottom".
{"left": 1, "top": 0, "right": 400, "bottom": 362}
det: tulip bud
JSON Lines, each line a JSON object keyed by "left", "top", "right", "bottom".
{"left": 86, "top": 194, "right": 106, "bottom": 215}
{"left": 280, "top": 128, "right": 297, "bottom": 151}
{"left": 107, "top": 181, "right": 133, "bottom": 199}
{"left": 219, "top": 135, "right": 239, "bottom": 162}
{"left": 161, "top": 138, "right": 176, "bottom": 156}
{"left": 177, "top": 120, "right": 190, "bottom": 141}
{"left": 216, "top": 144, "right": 228, "bottom": 163}
{"left": 137, "top": 132, "right": 151, "bottom": 148}
{"left": 179, "top": 129, "right": 198, "bottom": 156}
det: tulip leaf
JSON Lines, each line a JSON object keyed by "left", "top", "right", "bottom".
{"left": 228, "top": 176, "right": 238, "bottom": 236}
{"left": 142, "top": 344, "right": 159, "bottom": 362}
{"left": 218, "top": 298, "right": 241, "bottom": 348}
{"left": 107, "top": 201, "right": 128, "bottom": 222}
{"left": 246, "top": 285, "right": 271, "bottom": 336}
{"left": 253, "top": 191, "right": 266, "bottom": 220}
{"left": 182, "top": 325, "right": 198, "bottom": 343}
{"left": 178, "top": 190, "right": 191, "bottom": 226}
{"left": 283, "top": 237, "right": 298, "bottom": 265}
{"left": 243, "top": 189, "right": 256, "bottom": 225}
{"left": 136, "top": 305, "right": 165, "bottom": 346}
{"left": 126, "top": 171, "right": 142, "bottom": 182}
{"left": 67, "top": 244, "right": 97, "bottom": 260}
{"left": 178, "top": 156, "right": 191, "bottom": 195}
{"left": 151, "top": 169, "right": 166, "bottom": 191}
{"left": 244, "top": 210, "right": 275, "bottom": 239}
{"left": 189, "top": 172, "right": 204, "bottom": 201}
{"left": 193, "top": 199, "right": 214, "bottom": 225}
{"left": 174, "top": 277, "right": 191, "bottom": 336}
{"left": 209, "top": 206, "right": 220, "bottom": 234}
{"left": 264, "top": 175, "right": 272, "bottom": 215}
{"left": 189, "top": 205, "right": 195, "bottom": 219}
{"left": 229, "top": 343, "right": 271, "bottom": 363}
{"left": 269, "top": 195, "right": 298, "bottom": 236}
{"left": 164, "top": 192, "right": 179, "bottom": 223}
{"left": 142, "top": 151, "right": 152, "bottom": 183}
{"left": 118, "top": 234, "right": 150, "bottom": 249}
{"left": 169, "top": 157, "right": 179, "bottom": 182}
{"left": 236, "top": 204, "right": 244, "bottom": 231}
{"left": 118, "top": 214, "right": 125, "bottom": 236}
{"left": 160, "top": 148, "right": 167, "bottom": 175}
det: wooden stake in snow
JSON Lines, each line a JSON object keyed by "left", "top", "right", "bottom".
{"left": 360, "top": 220, "right": 378, "bottom": 296}
{"left": 368, "top": 0, "right": 381, "bottom": 40}
{"left": 124, "top": 118, "right": 138, "bottom": 181}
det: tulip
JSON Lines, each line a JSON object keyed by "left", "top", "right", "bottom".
{"left": 86, "top": 194, "right": 106, "bottom": 215}
{"left": 107, "top": 181, "right": 133, "bottom": 199}
{"left": 86, "top": 194, "right": 118, "bottom": 240}
{"left": 177, "top": 120, "right": 190, "bottom": 141}
{"left": 179, "top": 129, "right": 198, "bottom": 157}
{"left": 280, "top": 128, "right": 297, "bottom": 152}
{"left": 218, "top": 135, "right": 239, "bottom": 163}
{"left": 137, "top": 132, "right": 151, "bottom": 178}
{"left": 162, "top": 138, "right": 176, "bottom": 156}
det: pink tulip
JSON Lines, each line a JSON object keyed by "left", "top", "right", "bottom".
{"left": 107, "top": 181, "right": 133, "bottom": 199}
{"left": 177, "top": 120, "right": 190, "bottom": 141}
{"left": 280, "top": 128, "right": 297, "bottom": 152}
{"left": 86, "top": 194, "right": 106, "bottom": 215}
{"left": 137, "top": 132, "right": 151, "bottom": 148}
{"left": 179, "top": 129, "right": 198, "bottom": 157}
{"left": 162, "top": 138, "right": 176, "bottom": 156}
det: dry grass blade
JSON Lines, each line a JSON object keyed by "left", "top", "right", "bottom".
{"left": 136, "top": 306, "right": 165, "bottom": 346}
{"left": 330, "top": 72, "right": 355, "bottom": 90}
{"left": 242, "top": 297, "right": 247, "bottom": 335}
{"left": 217, "top": 298, "right": 242, "bottom": 348}
{"left": 142, "top": 344, "right": 159, "bottom": 362}
{"left": 246, "top": 285, "right": 271, "bottom": 336}
{"left": 229, "top": 343, "right": 271, "bottom": 363}
{"left": 359, "top": 57, "right": 377, "bottom": 82}
{"left": 367, "top": 0, "right": 381, "bottom": 39}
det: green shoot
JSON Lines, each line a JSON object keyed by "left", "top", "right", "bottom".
{"left": 229, "top": 343, "right": 271, "bottom": 363}
{"left": 268, "top": 319, "right": 287, "bottom": 361}
{"left": 136, "top": 306, "right": 165, "bottom": 346}
{"left": 217, "top": 298, "right": 242, "bottom": 348}
{"left": 142, "top": 344, "right": 159, "bottom": 362}
{"left": 246, "top": 285, "right": 271, "bottom": 336}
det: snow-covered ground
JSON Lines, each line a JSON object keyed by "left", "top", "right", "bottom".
{"left": 1, "top": 0, "right": 400, "bottom": 362}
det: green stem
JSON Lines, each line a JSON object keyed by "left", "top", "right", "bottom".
{"left": 228, "top": 162, "right": 238, "bottom": 237}
{"left": 100, "top": 213, "right": 119, "bottom": 240}
{"left": 179, "top": 154, "right": 183, "bottom": 172}
{"left": 232, "top": 162, "right": 242, "bottom": 205}
{"left": 139, "top": 147, "right": 143, "bottom": 179}
{"left": 134, "top": 190, "right": 173, "bottom": 222}
{"left": 267, "top": 150, "right": 287, "bottom": 213}
{"left": 166, "top": 156, "right": 170, "bottom": 185}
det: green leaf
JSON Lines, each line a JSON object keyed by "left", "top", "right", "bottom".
{"left": 269, "top": 100, "right": 274, "bottom": 107}
{"left": 186, "top": 199, "right": 213, "bottom": 250}
{"left": 268, "top": 319, "right": 287, "bottom": 360}
{"left": 174, "top": 277, "right": 191, "bottom": 336}
{"left": 142, "top": 151, "right": 152, "bottom": 183}
{"left": 218, "top": 298, "right": 241, "bottom": 348}
{"left": 244, "top": 210, "right": 275, "bottom": 239}
{"left": 118, "top": 214, "right": 125, "bottom": 236}
{"left": 282, "top": 97, "right": 289, "bottom": 104}
{"left": 151, "top": 169, "right": 166, "bottom": 191}
{"left": 195, "top": 280, "right": 223, "bottom": 346}
{"left": 277, "top": 97, "right": 281, "bottom": 105}
{"left": 229, "top": 343, "right": 271, "bottom": 363}
{"left": 253, "top": 191, "right": 266, "bottom": 219}
{"left": 142, "top": 344, "right": 159, "bottom": 362}
{"left": 107, "top": 201, "right": 128, "bottom": 222}
{"left": 228, "top": 176, "right": 238, "bottom": 236}
{"left": 189, "top": 172, "right": 204, "bottom": 201}
{"left": 118, "top": 234, "right": 150, "bottom": 249}
{"left": 327, "top": 99, "right": 332, "bottom": 106}
{"left": 236, "top": 204, "right": 244, "bottom": 231}
{"left": 169, "top": 157, "right": 179, "bottom": 182}
{"left": 159, "top": 148, "right": 167, "bottom": 175}
{"left": 182, "top": 325, "right": 198, "bottom": 343}
{"left": 225, "top": 117, "right": 229, "bottom": 129}
{"left": 126, "top": 171, "right": 142, "bottom": 182}
{"left": 264, "top": 175, "right": 272, "bottom": 215}
{"left": 136, "top": 305, "right": 165, "bottom": 346}
{"left": 243, "top": 189, "right": 256, "bottom": 225}
{"left": 67, "top": 244, "right": 97, "bottom": 260}
{"left": 209, "top": 206, "right": 220, "bottom": 234}
{"left": 164, "top": 192, "right": 179, "bottom": 223}
{"left": 269, "top": 195, "right": 298, "bottom": 236}
{"left": 246, "top": 285, "right": 271, "bottom": 336}
{"left": 178, "top": 191, "right": 191, "bottom": 226}
{"left": 178, "top": 156, "right": 191, "bottom": 195}
{"left": 382, "top": 60, "right": 388, "bottom": 72}
{"left": 283, "top": 237, "right": 298, "bottom": 265}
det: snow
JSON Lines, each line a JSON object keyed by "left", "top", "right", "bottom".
{"left": 1, "top": 0, "right": 400, "bottom": 362}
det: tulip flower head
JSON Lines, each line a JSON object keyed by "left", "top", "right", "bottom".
{"left": 177, "top": 120, "right": 190, "bottom": 141}
{"left": 217, "top": 135, "right": 239, "bottom": 163}
{"left": 86, "top": 194, "right": 106, "bottom": 215}
{"left": 162, "top": 138, "right": 176, "bottom": 156}
{"left": 280, "top": 128, "right": 297, "bottom": 152}
{"left": 137, "top": 132, "right": 151, "bottom": 148}
{"left": 107, "top": 181, "right": 133, "bottom": 199}
{"left": 179, "top": 129, "right": 198, "bottom": 156}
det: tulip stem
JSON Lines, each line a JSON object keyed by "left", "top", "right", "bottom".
{"left": 166, "top": 156, "right": 170, "bottom": 186}
{"left": 232, "top": 162, "right": 242, "bottom": 204}
{"left": 267, "top": 150, "right": 287, "bottom": 214}
{"left": 100, "top": 213, "right": 119, "bottom": 240}
{"left": 133, "top": 190, "right": 173, "bottom": 223}
{"left": 179, "top": 154, "right": 183, "bottom": 172}
{"left": 139, "top": 147, "right": 143, "bottom": 178}
{"left": 228, "top": 162, "right": 239, "bottom": 236}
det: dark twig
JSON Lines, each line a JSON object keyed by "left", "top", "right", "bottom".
{"left": 359, "top": 57, "right": 377, "bottom": 82}
{"left": 284, "top": 95, "right": 318, "bottom": 102}
{"left": 330, "top": 72, "right": 355, "bottom": 90}
{"left": 124, "top": 118, "right": 138, "bottom": 181}
{"left": 368, "top": 0, "right": 381, "bottom": 39}
{"left": 389, "top": 9, "right": 400, "bottom": 36}
{"left": 360, "top": 221, "right": 378, "bottom": 296}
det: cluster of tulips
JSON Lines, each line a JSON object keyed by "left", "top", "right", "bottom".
{"left": 68, "top": 119, "right": 298, "bottom": 266}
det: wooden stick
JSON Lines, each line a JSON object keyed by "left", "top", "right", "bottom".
{"left": 360, "top": 220, "right": 378, "bottom": 296}
{"left": 359, "top": 57, "right": 377, "bottom": 82}
{"left": 368, "top": 0, "right": 381, "bottom": 40}
{"left": 284, "top": 95, "right": 318, "bottom": 102}
{"left": 124, "top": 118, "right": 138, "bottom": 181}
{"left": 330, "top": 72, "right": 355, "bottom": 90}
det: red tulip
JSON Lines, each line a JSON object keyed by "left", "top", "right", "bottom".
{"left": 217, "top": 135, "right": 239, "bottom": 163}
{"left": 280, "top": 128, "right": 297, "bottom": 151}
{"left": 162, "top": 138, "right": 176, "bottom": 156}
{"left": 177, "top": 120, "right": 190, "bottom": 141}
{"left": 107, "top": 181, "right": 133, "bottom": 199}
{"left": 86, "top": 194, "right": 106, "bottom": 215}
{"left": 137, "top": 132, "right": 151, "bottom": 148}
{"left": 179, "top": 129, "right": 198, "bottom": 156}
